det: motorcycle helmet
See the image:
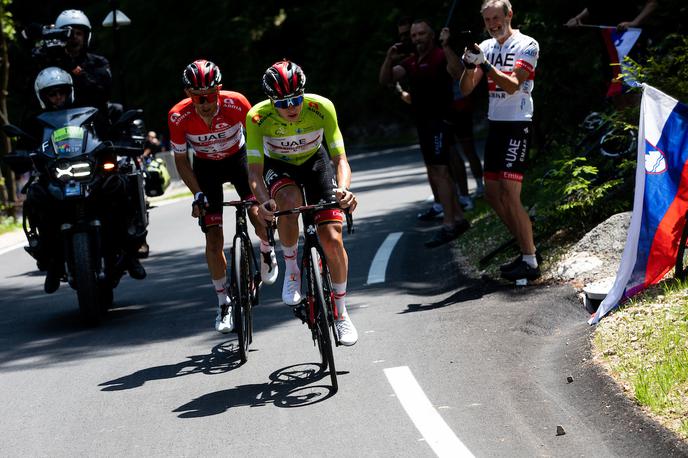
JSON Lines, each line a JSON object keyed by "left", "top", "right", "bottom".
{"left": 55, "top": 9, "right": 92, "bottom": 46}
{"left": 182, "top": 60, "right": 222, "bottom": 91}
{"left": 34, "top": 67, "right": 74, "bottom": 110}
{"left": 262, "top": 60, "right": 306, "bottom": 100}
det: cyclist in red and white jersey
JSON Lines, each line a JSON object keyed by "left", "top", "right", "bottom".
{"left": 447, "top": 0, "right": 541, "bottom": 281}
{"left": 169, "top": 60, "right": 278, "bottom": 334}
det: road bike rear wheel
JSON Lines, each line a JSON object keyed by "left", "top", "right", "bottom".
{"left": 310, "top": 247, "right": 338, "bottom": 392}
{"left": 233, "top": 239, "right": 251, "bottom": 363}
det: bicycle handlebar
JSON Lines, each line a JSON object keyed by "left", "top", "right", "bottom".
{"left": 265, "top": 202, "right": 354, "bottom": 246}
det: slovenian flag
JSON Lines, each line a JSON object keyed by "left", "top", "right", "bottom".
{"left": 601, "top": 27, "right": 642, "bottom": 97}
{"left": 590, "top": 85, "right": 688, "bottom": 324}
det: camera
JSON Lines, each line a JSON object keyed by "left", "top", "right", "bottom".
{"left": 22, "top": 23, "right": 73, "bottom": 62}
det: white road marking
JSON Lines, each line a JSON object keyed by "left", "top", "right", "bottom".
{"left": 367, "top": 232, "right": 403, "bottom": 284}
{"left": 384, "top": 366, "right": 475, "bottom": 458}
{"left": 0, "top": 243, "right": 24, "bottom": 256}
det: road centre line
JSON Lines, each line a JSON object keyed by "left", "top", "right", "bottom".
{"left": 367, "top": 232, "right": 403, "bottom": 284}
{"left": 384, "top": 366, "right": 475, "bottom": 458}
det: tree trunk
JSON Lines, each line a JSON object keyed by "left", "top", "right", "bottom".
{"left": 0, "top": 3, "right": 16, "bottom": 218}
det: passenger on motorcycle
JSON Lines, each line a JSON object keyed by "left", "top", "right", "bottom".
{"left": 19, "top": 67, "right": 146, "bottom": 293}
{"left": 246, "top": 60, "right": 359, "bottom": 346}
{"left": 169, "top": 59, "right": 278, "bottom": 334}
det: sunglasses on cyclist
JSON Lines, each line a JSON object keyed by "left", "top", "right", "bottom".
{"left": 273, "top": 95, "right": 304, "bottom": 109}
{"left": 189, "top": 91, "right": 219, "bottom": 105}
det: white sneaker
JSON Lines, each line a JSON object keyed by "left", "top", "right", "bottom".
{"left": 335, "top": 315, "right": 358, "bottom": 346}
{"left": 260, "top": 249, "right": 279, "bottom": 285}
{"left": 282, "top": 271, "right": 301, "bottom": 305}
{"left": 215, "top": 303, "right": 233, "bottom": 333}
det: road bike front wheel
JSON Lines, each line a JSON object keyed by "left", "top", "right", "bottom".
{"left": 310, "top": 247, "right": 338, "bottom": 392}
{"left": 233, "top": 238, "right": 251, "bottom": 363}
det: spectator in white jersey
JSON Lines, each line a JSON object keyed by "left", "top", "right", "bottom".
{"left": 445, "top": 0, "right": 542, "bottom": 281}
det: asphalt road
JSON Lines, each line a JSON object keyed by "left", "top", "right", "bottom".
{"left": 1, "top": 146, "right": 686, "bottom": 457}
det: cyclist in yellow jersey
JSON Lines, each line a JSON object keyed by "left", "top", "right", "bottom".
{"left": 246, "top": 60, "right": 359, "bottom": 346}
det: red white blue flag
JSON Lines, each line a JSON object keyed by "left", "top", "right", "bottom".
{"left": 601, "top": 27, "right": 642, "bottom": 97}
{"left": 591, "top": 85, "right": 688, "bottom": 324}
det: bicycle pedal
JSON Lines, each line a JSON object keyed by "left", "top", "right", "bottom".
{"left": 292, "top": 303, "right": 308, "bottom": 323}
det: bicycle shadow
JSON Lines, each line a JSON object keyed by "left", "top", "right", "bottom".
{"left": 173, "top": 363, "right": 336, "bottom": 418}
{"left": 98, "top": 340, "right": 244, "bottom": 391}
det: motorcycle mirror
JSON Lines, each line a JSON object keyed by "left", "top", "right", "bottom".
{"left": 2, "top": 124, "right": 36, "bottom": 143}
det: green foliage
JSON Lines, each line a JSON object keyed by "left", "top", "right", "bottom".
{"left": 624, "top": 34, "right": 688, "bottom": 102}
{"left": 1, "top": 0, "right": 15, "bottom": 41}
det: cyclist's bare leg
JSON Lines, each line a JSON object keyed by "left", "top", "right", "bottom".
{"left": 273, "top": 185, "right": 303, "bottom": 246}
{"left": 205, "top": 225, "right": 227, "bottom": 279}
{"left": 247, "top": 204, "right": 269, "bottom": 242}
{"left": 317, "top": 222, "right": 347, "bottom": 284}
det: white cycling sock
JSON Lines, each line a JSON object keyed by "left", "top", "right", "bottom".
{"left": 522, "top": 254, "right": 538, "bottom": 268}
{"left": 281, "top": 243, "right": 299, "bottom": 274}
{"left": 332, "top": 281, "right": 347, "bottom": 318}
{"left": 260, "top": 239, "right": 272, "bottom": 254}
{"left": 212, "top": 276, "right": 229, "bottom": 306}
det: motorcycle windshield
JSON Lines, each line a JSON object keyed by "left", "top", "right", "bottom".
{"left": 51, "top": 126, "right": 86, "bottom": 158}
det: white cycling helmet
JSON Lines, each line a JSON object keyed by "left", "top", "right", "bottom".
{"left": 34, "top": 67, "right": 74, "bottom": 109}
{"left": 55, "top": 9, "right": 92, "bottom": 46}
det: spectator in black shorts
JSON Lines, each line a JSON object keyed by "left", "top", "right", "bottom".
{"left": 380, "top": 18, "right": 470, "bottom": 247}
{"left": 449, "top": 0, "right": 542, "bottom": 280}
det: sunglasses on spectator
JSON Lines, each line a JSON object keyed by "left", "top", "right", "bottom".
{"left": 273, "top": 95, "right": 304, "bottom": 109}
{"left": 189, "top": 91, "right": 219, "bottom": 104}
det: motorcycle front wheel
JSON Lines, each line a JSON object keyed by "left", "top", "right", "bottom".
{"left": 72, "top": 232, "right": 105, "bottom": 324}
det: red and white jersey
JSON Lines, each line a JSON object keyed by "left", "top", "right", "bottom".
{"left": 168, "top": 91, "right": 251, "bottom": 160}
{"left": 479, "top": 31, "right": 539, "bottom": 121}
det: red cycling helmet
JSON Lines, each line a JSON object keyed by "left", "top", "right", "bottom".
{"left": 262, "top": 60, "right": 306, "bottom": 100}
{"left": 183, "top": 59, "right": 222, "bottom": 91}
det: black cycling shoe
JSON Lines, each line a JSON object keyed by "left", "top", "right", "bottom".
{"left": 417, "top": 206, "right": 444, "bottom": 221}
{"left": 501, "top": 260, "right": 541, "bottom": 281}
{"left": 44, "top": 266, "right": 61, "bottom": 294}
{"left": 499, "top": 252, "right": 543, "bottom": 272}
{"left": 127, "top": 258, "right": 147, "bottom": 280}
{"left": 424, "top": 219, "right": 470, "bottom": 248}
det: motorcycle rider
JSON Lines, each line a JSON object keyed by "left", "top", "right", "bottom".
{"left": 50, "top": 9, "right": 113, "bottom": 118}
{"left": 19, "top": 67, "right": 146, "bottom": 294}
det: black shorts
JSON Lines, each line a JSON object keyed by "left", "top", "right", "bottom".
{"left": 446, "top": 111, "right": 474, "bottom": 141}
{"left": 264, "top": 146, "right": 344, "bottom": 225}
{"left": 193, "top": 147, "right": 254, "bottom": 217}
{"left": 416, "top": 119, "right": 452, "bottom": 166}
{"left": 484, "top": 121, "right": 532, "bottom": 182}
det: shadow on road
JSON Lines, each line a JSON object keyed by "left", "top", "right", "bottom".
{"left": 173, "top": 363, "right": 338, "bottom": 417}
{"left": 99, "top": 340, "right": 244, "bottom": 391}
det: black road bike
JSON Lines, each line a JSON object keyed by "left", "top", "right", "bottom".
{"left": 268, "top": 201, "right": 353, "bottom": 393}
{"left": 224, "top": 200, "right": 262, "bottom": 363}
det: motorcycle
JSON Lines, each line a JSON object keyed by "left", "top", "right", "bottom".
{"left": 3, "top": 106, "right": 148, "bottom": 323}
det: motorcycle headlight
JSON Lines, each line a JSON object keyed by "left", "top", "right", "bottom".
{"left": 53, "top": 160, "right": 93, "bottom": 182}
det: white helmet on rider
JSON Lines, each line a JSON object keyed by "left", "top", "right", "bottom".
{"left": 55, "top": 9, "right": 92, "bottom": 46}
{"left": 34, "top": 67, "right": 74, "bottom": 110}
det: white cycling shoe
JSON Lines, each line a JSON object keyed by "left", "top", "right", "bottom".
{"left": 261, "top": 249, "right": 279, "bottom": 285}
{"left": 335, "top": 315, "right": 358, "bottom": 346}
{"left": 215, "top": 303, "right": 233, "bottom": 334}
{"left": 282, "top": 271, "right": 302, "bottom": 305}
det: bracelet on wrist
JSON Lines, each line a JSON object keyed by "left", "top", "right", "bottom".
{"left": 479, "top": 62, "right": 492, "bottom": 73}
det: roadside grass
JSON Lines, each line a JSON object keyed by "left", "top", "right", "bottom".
{"left": 593, "top": 278, "right": 688, "bottom": 440}
{"left": 0, "top": 216, "right": 21, "bottom": 235}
